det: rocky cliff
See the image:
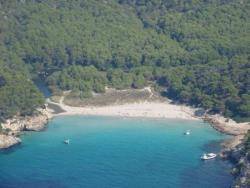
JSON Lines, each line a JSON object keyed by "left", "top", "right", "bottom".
{"left": 203, "top": 115, "right": 250, "bottom": 136}
{"left": 222, "top": 132, "right": 250, "bottom": 188}
{"left": 0, "top": 134, "right": 21, "bottom": 149}
{"left": 0, "top": 108, "right": 50, "bottom": 149}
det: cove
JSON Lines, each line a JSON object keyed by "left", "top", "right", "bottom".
{"left": 0, "top": 116, "right": 233, "bottom": 188}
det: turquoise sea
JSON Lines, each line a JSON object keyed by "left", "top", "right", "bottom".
{"left": 0, "top": 116, "right": 233, "bottom": 188}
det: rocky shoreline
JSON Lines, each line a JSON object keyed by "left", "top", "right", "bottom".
{"left": 221, "top": 133, "right": 250, "bottom": 188}
{"left": 203, "top": 115, "right": 250, "bottom": 136}
{"left": 203, "top": 115, "right": 250, "bottom": 188}
{"left": 0, "top": 107, "right": 51, "bottom": 149}
{"left": 1, "top": 100, "right": 249, "bottom": 150}
{"left": 0, "top": 134, "right": 21, "bottom": 149}
{"left": 0, "top": 100, "right": 249, "bottom": 187}
{"left": 203, "top": 114, "right": 250, "bottom": 151}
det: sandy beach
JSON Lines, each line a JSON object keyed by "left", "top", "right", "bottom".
{"left": 47, "top": 97, "right": 198, "bottom": 120}
{"left": 2, "top": 86, "right": 249, "bottom": 150}
{"left": 1, "top": 95, "right": 249, "bottom": 150}
{"left": 46, "top": 97, "right": 250, "bottom": 152}
{"left": 46, "top": 93, "right": 250, "bottom": 139}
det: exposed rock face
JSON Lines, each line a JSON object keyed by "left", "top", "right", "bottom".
{"left": 229, "top": 147, "right": 250, "bottom": 188}
{"left": 2, "top": 108, "right": 50, "bottom": 133}
{"left": 203, "top": 115, "right": 250, "bottom": 136}
{"left": 0, "top": 108, "right": 51, "bottom": 149}
{"left": 208, "top": 114, "right": 250, "bottom": 188}
{"left": 1, "top": 119, "right": 25, "bottom": 132}
{"left": 0, "top": 134, "right": 21, "bottom": 149}
{"left": 221, "top": 132, "right": 250, "bottom": 188}
{"left": 24, "top": 112, "right": 49, "bottom": 131}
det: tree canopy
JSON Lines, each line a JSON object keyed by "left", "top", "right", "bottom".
{"left": 0, "top": 0, "right": 249, "bottom": 121}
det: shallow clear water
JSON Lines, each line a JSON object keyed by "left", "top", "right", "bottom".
{"left": 0, "top": 116, "right": 233, "bottom": 188}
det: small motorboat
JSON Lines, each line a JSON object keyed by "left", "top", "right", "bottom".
{"left": 64, "top": 139, "right": 70, "bottom": 144}
{"left": 201, "top": 153, "right": 217, "bottom": 160}
{"left": 184, "top": 130, "right": 191, "bottom": 135}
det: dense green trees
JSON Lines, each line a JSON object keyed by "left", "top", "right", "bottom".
{"left": 0, "top": 0, "right": 249, "bottom": 121}
{"left": 0, "top": 49, "right": 44, "bottom": 119}
{"left": 47, "top": 66, "right": 107, "bottom": 98}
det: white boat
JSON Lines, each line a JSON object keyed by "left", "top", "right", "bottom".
{"left": 184, "top": 130, "right": 191, "bottom": 135}
{"left": 201, "top": 153, "right": 217, "bottom": 160}
{"left": 64, "top": 139, "right": 70, "bottom": 144}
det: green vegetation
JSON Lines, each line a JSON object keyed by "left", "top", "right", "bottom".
{"left": 0, "top": 47, "right": 44, "bottom": 120}
{"left": 231, "top": 131, "right": 250, "bottom": 187}
{"left": 47, "top": 65, "right": 107, "bottom": 98}
{"left": 0, "top": 0, "right": 249, "bottom": 121}
{"left": 245, "top": 131, "right": 250, "bottom": 159}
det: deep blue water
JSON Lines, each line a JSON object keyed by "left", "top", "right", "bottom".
{"left": 0, "top": 116, "right": 233, "bottom": 188}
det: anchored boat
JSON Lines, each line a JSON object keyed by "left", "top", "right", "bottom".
{"left": 64, "top": 139, "right": 70, "bottom": 144}
{"left": 201, "top": 153, "right": 217, "bottom": 160}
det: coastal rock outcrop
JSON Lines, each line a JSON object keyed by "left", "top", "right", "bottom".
{"left": 220, "top": 132, "right": 250, "bottom": 188}
{"left": 0, "top": 108, "right": 51, "bottom": 149}
{"left": 204, "top": 114, "right": 250, "bottom": 188}
{"left": 0, "top": 134, "right": 21, "bottom": 149}
{"left": 203, "top": 115, "right": 250, "bottom": 136}
{"left": 24, "top": 112, "right": 49, "bottom": 131}
{"left": 2, "top": 108, "right": 50, "bottom": 133}
{"left": 1, "top": 118, "right": 26, "bottom": 133}
{"left": 229, "top": 146, "right": 250, "bottom": 188}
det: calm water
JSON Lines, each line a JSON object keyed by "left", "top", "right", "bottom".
{"left": 0, "top": 116, "right": 233, "bottom": 188}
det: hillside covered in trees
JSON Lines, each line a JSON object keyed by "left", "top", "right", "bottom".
{"left": 0, "top": 0, "right": 249, "bottom": 121}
